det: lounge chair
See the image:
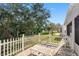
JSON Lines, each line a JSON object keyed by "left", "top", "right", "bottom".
{"left": 29, "top": 39, "right": 66, "bottom": 56}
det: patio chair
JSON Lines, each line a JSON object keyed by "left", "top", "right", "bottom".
{"left": 29, "top": 39, "right": 66, "bottom": 56}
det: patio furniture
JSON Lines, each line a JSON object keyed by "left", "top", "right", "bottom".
{"left": 29, "top": 39, "right": 66, "bottom": 56}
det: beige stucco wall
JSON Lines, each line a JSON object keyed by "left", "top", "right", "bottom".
{"left": 64, "top": 4, "right": 79, "bottom": 55}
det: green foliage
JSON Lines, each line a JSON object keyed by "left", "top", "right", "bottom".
{"left": 54, "top": 37, "right": 61, "bottom": 41}
{"left": 45, "top": 22, "right": 62, "bottom": 32}
{"left": 52, "top": 32, "right": 60, "bottom": 36}
{"left": 41, "top": 31, "right": 49, "bottom": 35}
{"left": 0, "top": 3, "right": 50, "bottom": 40}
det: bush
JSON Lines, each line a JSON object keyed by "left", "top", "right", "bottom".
{"left": 41, "top": 31, "right": 49, "bottom": 35}
{"left": 54, "top": 37, "right": 61, "bottom": 41}
{"left": 52, "top": 32, "right": 60, "bottom": 36}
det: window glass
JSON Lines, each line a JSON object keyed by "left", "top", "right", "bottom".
{"left": 75, "top": 15, "right": 79, "bottom": 45}
{"left": 67, "top": 22, "right": 72, "bottom": 36}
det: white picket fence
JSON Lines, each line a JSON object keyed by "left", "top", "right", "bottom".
{"left": 0, "top": 34, "right": 28, "bottom": 56}
{"left": 0, "top": 33, "right": 52, "bottom": 56}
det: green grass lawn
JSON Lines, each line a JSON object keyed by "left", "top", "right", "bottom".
{"left": 25, "top": 34, "right": 61, "bottom": 49}
{"left": 53, "top": 32, "right": 60, "bottom": 36}
{"left": 13, "top": 34, "right": 61, "bottom": 56}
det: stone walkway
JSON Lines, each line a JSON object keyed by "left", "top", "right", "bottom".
{"left": 16, "top": 44, "right": 77, "bottom": 56}
{"left": 56, "top": 47, "right": 77, "bottom": 56}
{"left": 16, "top": 44, "right": 57, "bottom": 56}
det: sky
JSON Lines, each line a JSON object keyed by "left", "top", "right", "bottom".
{"left": 44, "top": 3, "right": 69, "bottom": 25}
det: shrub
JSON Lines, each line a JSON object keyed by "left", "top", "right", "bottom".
{"left": 41, "top": 31, "right": 49, "bottom": 35}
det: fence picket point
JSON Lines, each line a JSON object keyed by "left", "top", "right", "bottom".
{"left": 0, "top": 40, "right": 1, "bottom": 56}
{"left": 3, "top": 40, "right": 5, "bottom": 56}
{"left": 19, "top": 38, "right": 20, "bottom": 51}
{"left": 25, "top": 37, "right": 27, "bottom": 49}
{"left": 14, "top": 39, "right": 15, "bottom": 54}
{"left": 10, "top": 39, "right": 12, "bottom": 56}
{"left": 13, "top": 38, "right": 14, "bottom": 55}
{"left": 49, "top": 32, "right": 52, "bottom": 43}
{"left": 18, "top": 37, "right": 19, "bottom": 52}
{"left": 0, "top": 34, "right": 27, "bottom": 56}
{"left": 7, "top": 39, "right": 9, "bottom": 56}
{"left": 38, "top": 33, "right": 41, "bottom": 43}
{"left": 22, "top": 34, "right": 24, "bottom": 50}
{"left": 16, "top": 39, "right": 17, "bottom": 53}
{"left": 20, "top": 38, "right": 22, "bottom": 51}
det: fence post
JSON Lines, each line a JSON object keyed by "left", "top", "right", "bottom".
{"left": 13, "top": 38, "right": 14, "bottom": 55}
{"left": 15, "top": 39, "right": 17, "bottom": 53}
{"left": 38, "top": 33, "right": 41, "bottom": 43}
{"left": 49, "top": 32, "right": 51, "bottom": 43}
{"left": 18, "top": 37, "right": 19, "bottom": 52}
{"left": 0, "top": 40, "right": 1, "bottom": 56}
{"left": 20, "top": 38, "right": 22, "bottom": 51}
{"left": 7, "top": 39, "right": 9, "bottom": 56}
{"left": 3, "top": 40, "right": 5, "bottom": 56}
{"left": 10, "top": 39, "right": 12, "bottom": 56}
{"left": 22, "top": 34, "right": 24, "bottom": 50}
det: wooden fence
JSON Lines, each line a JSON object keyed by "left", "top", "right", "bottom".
{"left": 0, "top": 33, "right": 52, "bottom": 56}
{"left": 0, "top": 34, "right": 26, "bottom": 56}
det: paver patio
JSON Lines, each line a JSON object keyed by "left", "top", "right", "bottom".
{"left": 16, "top": 39, "right": 68, "bottom": 56}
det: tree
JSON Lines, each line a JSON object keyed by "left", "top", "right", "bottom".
{"left": 46, "top": 22, "right": 62, "bottom": 33}
{"left": 0, "top": 3, "right": 50, "bottom": 40}
{"left": 30, "top": 3, "right": 50, "bottom": 34}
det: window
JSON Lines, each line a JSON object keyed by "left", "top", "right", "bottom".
{"left": 67, "top": 22, "right": 72, "bottom": 36}
{"left": 75, "top": 15, "right": 79, "bottom": 45}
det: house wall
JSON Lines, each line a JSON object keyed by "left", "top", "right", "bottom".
{"left": 64, "top": 4, "right": 79, "bottom": 55}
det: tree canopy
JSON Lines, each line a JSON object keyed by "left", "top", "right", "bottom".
{"left": 45, "top": 22, "right": 62, "bottom": 33}
{"left": 0, "top": 3, "right": 50, "bottom": 40}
